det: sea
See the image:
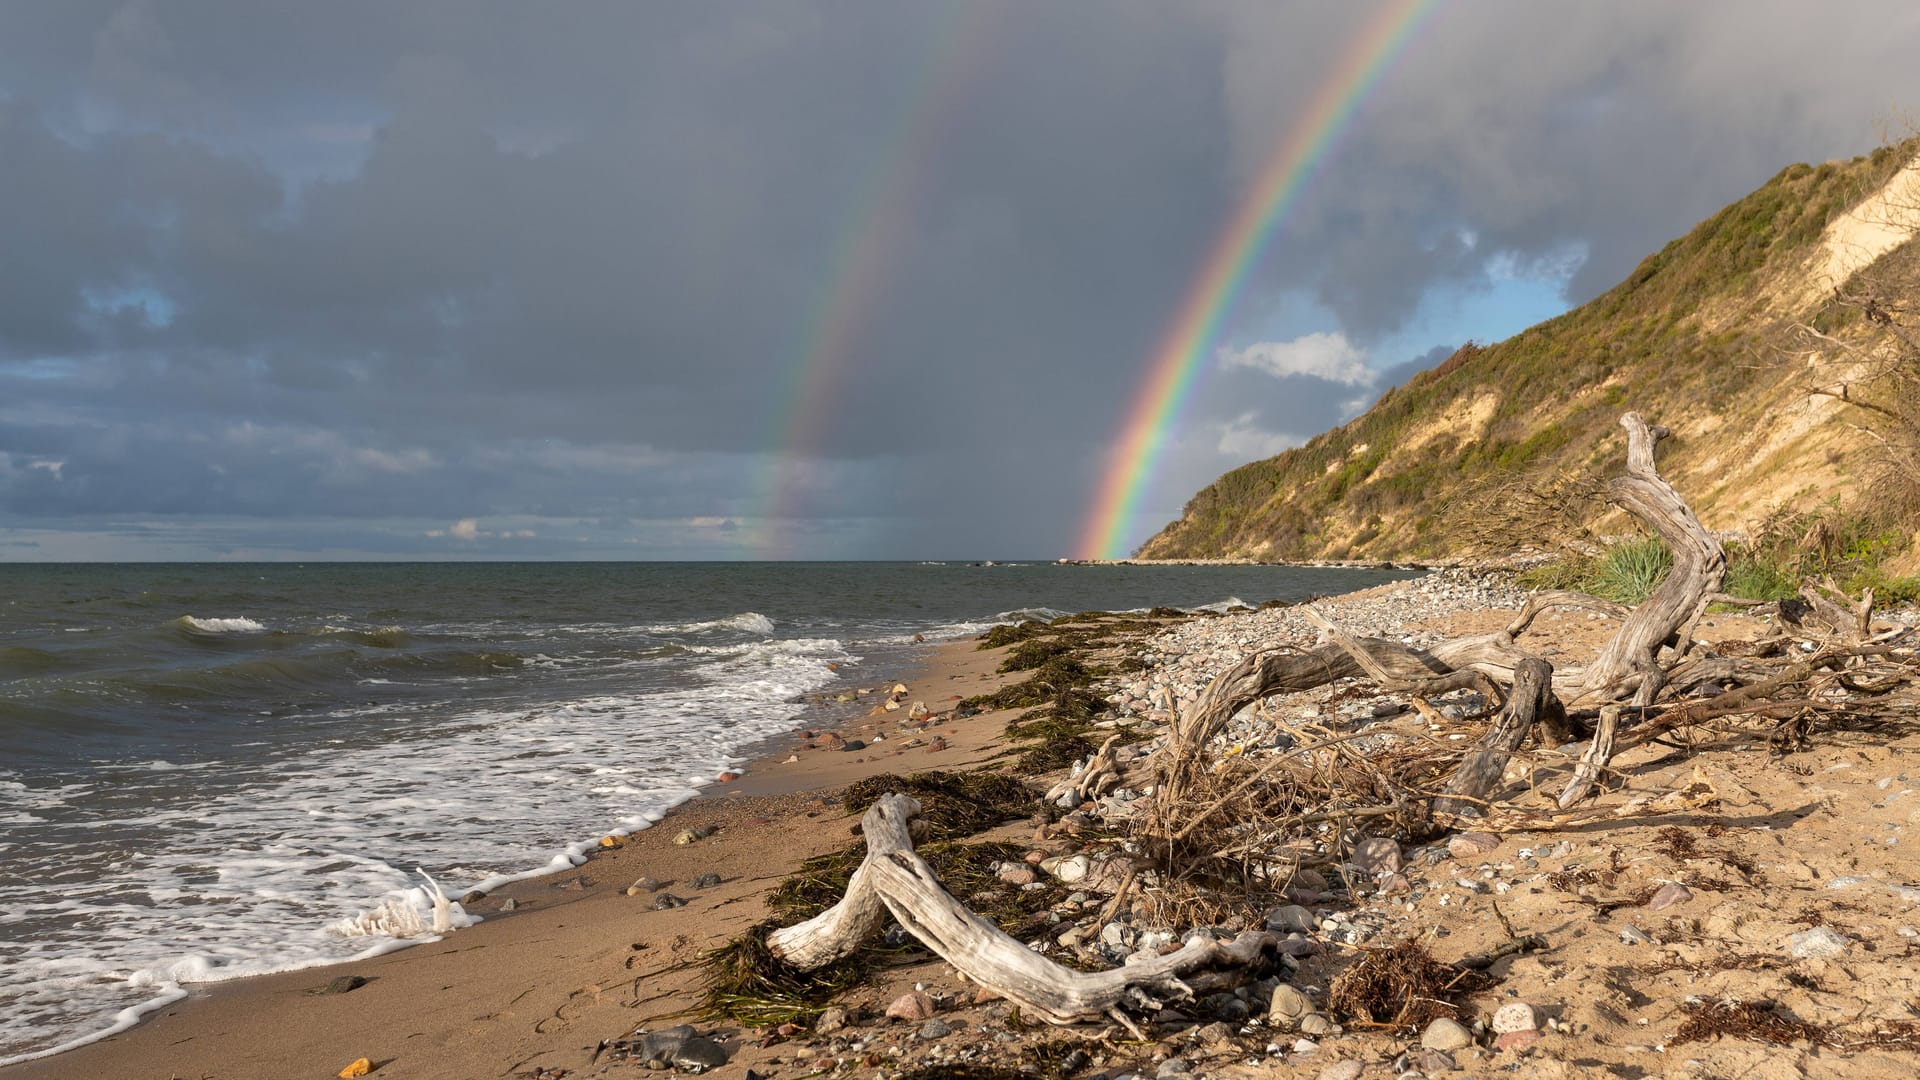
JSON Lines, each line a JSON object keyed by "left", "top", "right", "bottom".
{"left": 0, "top": 560, "right": 1420, "bottom": 1064}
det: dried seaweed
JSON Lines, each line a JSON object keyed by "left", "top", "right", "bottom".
{"left": 1326, "top": 939, "right": 1489, "bottom": 1031}
{"left": 698, "top": 922, "right": 871, "bottom": 1026}
{"left": 842, "top": 771, "right": 1033, "bottom": 837}
{"left": 1671, "top": 997, "right": 1825, "bottom": 1047}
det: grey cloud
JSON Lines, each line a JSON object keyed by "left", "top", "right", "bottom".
{"left": 0, "top": 2, "right": 1914, "bottom": 558}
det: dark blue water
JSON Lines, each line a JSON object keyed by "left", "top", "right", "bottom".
{"left": 0, "top": 560, "right": 1419, "bottom": 1063}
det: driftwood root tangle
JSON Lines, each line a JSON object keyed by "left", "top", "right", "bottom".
{"left": 765, "top": 794, "right": 1281, "bottom": 1031}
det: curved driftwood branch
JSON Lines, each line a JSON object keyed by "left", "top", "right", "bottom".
{"left": 1578, "top": 414, "right": 1726, "bottom": 703}
{"left": 766, "top": 794, "right": 1281, "bottom": 1031}
{"left": 1435, "top": 657, "right": 1564, "bottom": 815}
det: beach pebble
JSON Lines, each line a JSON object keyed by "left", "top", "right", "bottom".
{"left": 997, "top": 862, "right": 1037, "bottom": 886}
{"left": 815, "top": 1007, "right": 849, "bottom": 1034}
{"left": 337, "top": 1058, "right": 372, "bottom": 1079}
{"left": 459, "top": 889, "right": 487, "bottom": 904}
{"left": 1269, "top": 984, "right": 1313, "bottom": 1029}
{"left": 499, "top": 897, "right": 518, "bottom": 912}
{"left": 1300, "top": 1013, "right": 1338, "bottom": 1036}
{"left": 1788, "top": 926, "right": 1849, "bottom": 959}
{"left": 629, "top": 876, "right": 663, "bottom": 892}
{"left": 673, "top": 826, "right": 712, "bottom": 845}
{"left": 886, "top": 991, "right": 937, "bottom": 1022}
{"left": 1491, "top": 1002, "right": 1539, "bottom": 1033}
{"left": 651, "top": 893, "right": 688, "bottom": 910}
{"left": 1318, "top": 1061, "right": 1364, "bottom": 1080}
{"left": 1407, "top": 1048, "right": 1456, "bottom": 1072}
{"left": 1420, "top": 1017, "right": 1473, "bottom": 1050}
{"left": 690, "top": 872, "right": 722, "bottom": 889}
{"left": 1352, "top": 837, "right": 1403, "bottom": 873}
{"left": 1646, "top": 882, "right": 1694, "bottom": 910}
{"left": 1264, "top": 904, "right": 1316, "bottom": 933}
{"left": 317, "top": 975, "right": 368, "bottom": 996}
{"left": 1495, "top": 1028, "right": 1541, "bottom": 1051}
{"left": 1618, "top": 925, "right": 1652, "bottom": 945}
{"left": 1156, "top": 1058, "right": 1191, "bottom": 1078}
{"left": 1042, "top": 854, "right": 1091, "bottom": 884}
{"left": 1448, "top": 832, "right": 1500, "bottom": 859}
{"left": 919, "top": 1018, "right": 953, "bottom": 1039}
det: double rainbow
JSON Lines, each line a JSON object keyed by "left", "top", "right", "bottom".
{"left": 752, "top": 7, "right": 997, "bottom": 557}
{"left": 1075, "top": 0, "right": 1440, "bottom": 560}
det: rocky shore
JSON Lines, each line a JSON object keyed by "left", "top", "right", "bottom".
{"left": 10, "top": 569, "right": 1920, "bottom": 1080}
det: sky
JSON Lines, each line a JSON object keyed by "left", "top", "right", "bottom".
{"left": 0, "top": 1, "right": 1915, "bottom": 561}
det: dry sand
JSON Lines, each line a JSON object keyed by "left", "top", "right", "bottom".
{"left": 9, "top": 592, "right": 1920, "bottom": 1080}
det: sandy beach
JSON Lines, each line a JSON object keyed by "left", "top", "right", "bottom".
{"left": 9, "top": 573, "right": 1920, "bottom": 1080}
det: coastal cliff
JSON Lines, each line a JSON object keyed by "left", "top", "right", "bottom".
{"left": 1141, "top": 140, "right": 1920, "bottom": 562}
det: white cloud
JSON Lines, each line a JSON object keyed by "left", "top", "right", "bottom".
{"left": 1216, "top": 332, "right": 1375, "bottom": 386}
{"left": 449, "top": 518, "right": 480, "bottom": 540}
{"left": 1215, "top": 412, "right": 1303, "bottom": 459}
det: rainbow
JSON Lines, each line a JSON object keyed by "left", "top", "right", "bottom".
{"left": 1075, "top": 0, "right": 1440, "bottom": 560}
{"left": 752, "top": 8, "right": 996, "bottom": 557}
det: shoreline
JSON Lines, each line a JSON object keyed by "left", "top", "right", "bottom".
{"left": 0, "top": 630, "right": 1036, "bottom": 1079}
{"left": 11, "top": 570, "right": 1919, "bottom": 1079}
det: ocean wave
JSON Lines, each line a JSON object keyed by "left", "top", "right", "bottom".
{"left": 1187, "top": 596, "right": 1255, "bottom": 614}
{"left": 649, "top": 612, "right": 776, "bottom": 636}
{"left": 174, "top": 616, "right": 266, "bottom": 635}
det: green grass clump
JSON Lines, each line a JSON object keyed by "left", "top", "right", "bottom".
{"left": 1722, "top": 555, "right": 1799, "bottom": 601}
{"left": 1588, "top": 536, "right": 1674, "bottom": 603}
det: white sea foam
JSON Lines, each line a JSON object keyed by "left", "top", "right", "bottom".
{"left": 649, "top": 612, "right": 777, "bottom": 636}
{"left": 0, "top": 632, "right": 855, "bottom": 1063}
{"left": 177, "top": 615, "right": 267, "bottom": 634}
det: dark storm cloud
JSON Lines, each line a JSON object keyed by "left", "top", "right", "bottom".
{"left": 0, "top": 1, "right": 1914, "bottom": 558}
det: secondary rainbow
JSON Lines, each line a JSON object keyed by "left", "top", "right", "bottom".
{"left": 751, "top": 8, "right": 996, "bottom": 557}
{"left": 1076, "top": 0, "right": 1440, "bottom": 560}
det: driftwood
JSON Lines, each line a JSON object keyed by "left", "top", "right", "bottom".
{"left": 1434, "top": 658, "right": 1564, "bottom": 815}
{"left": 1154, "top": 412, "right": 1728, "bottom": 820}
{"left": 766, "top": 794, "right": 1282, "bottom": 1035}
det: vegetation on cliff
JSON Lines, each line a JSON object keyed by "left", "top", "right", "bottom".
{"left": 1139, "top": 140, "right": 1920, "bottom": 565}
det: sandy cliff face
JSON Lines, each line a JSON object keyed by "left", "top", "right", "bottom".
{"left": 1142, "top": 142, "right": 1920, "bottom": 562}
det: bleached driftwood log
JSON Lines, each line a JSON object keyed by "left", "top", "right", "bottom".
{"left": 1154, "top": 412, "right": 1725, "bottom": 816}
{"left": 1434, "top": 657, "right": 1566, "bottom": 815}
{"left": 766, "top": 794, "right": 1281, "bottom": 1034}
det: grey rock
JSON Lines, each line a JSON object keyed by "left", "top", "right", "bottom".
{"left": 919, "top": 1018, "right": 953, "bottom": 1039}
{"left": 690, "top": 872, "right": 722, "bottom": 889}
{"left": 814, "top": 1006, "right": 848, "bottom": 1034}
{"left": 1617, "top": 925, "right": 1652, "bottom": 945}
{"left": 1300, "top": 1013, "right": 1337, "bottom": 1036}
{"left": 634, "top": 1026, "right": 729, "bottom": 1073}
{"left": 1420, "top": 1017, "right": 1473, "bottom": 1051}
{"left": 1156, "top": 1058, "right": 1191, "bottom": 1078}
{"left": 1407, "top": 1048, "right": 1456, "bottom": 1072}
{"left": 1194, "top": 1021, "right": 1235, "bottom": 1045}
{"left": 1646, "top": 882, "right": 1693, "bottom": 911}
{"left": 1265, "top": 904, "right": 1316, "bottom": 933}
{"left": 314, "top": 975, "right": 368, "bottom": 995}
{"left": 1318, "top": 1062, "right": 1364, "bottom": 1080}
{"left": 1789, "top": 926, "right": 1849, "bottom": 959}
{"left": 499, "top": 897, "right": 518, "bottom": 912}
{"left": 1269, "top": 983, "right": 1313, "bottom": 1029}
{"left": 652, "top": 893, "right": 688, "bottom": 910}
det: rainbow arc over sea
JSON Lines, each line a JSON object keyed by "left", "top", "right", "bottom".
{"left": 1075, "top": 0, "right": 1440, "bottom": 560}
{"left": 750, "top": 7, "right": 996, "bottom": 558}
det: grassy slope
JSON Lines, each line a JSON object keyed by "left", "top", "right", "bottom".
{"left": 1139, "top": 142, "right": 1916, "bottom": 562}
